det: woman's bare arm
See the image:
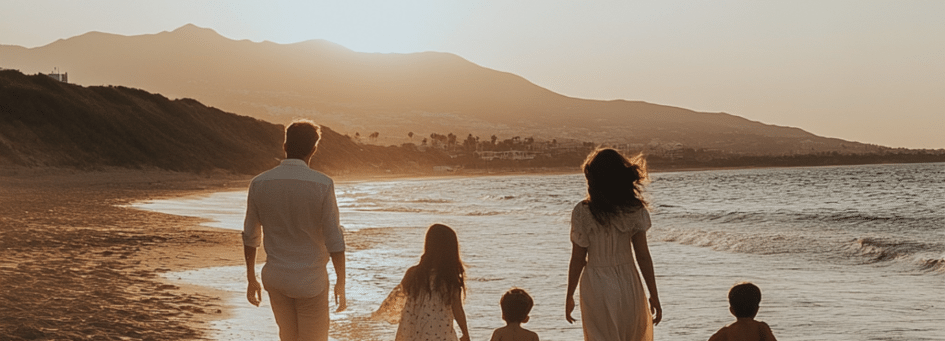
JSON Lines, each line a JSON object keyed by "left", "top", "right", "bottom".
{"left": 632, "top": 231, "right": 662, "bottom": 325}
{"left": 566, "top": 242, "right": 588, "bottom": 323}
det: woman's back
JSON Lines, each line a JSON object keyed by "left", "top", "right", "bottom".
{"left": 571, "top": 203, "right": 649, "bottom": 267}
{"left": 570, "top": 202, "right": 653, "bottom": 341}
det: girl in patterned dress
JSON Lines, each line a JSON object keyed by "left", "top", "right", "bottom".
{"left": 388, "top": 223, "right": 471, "bottom": 341}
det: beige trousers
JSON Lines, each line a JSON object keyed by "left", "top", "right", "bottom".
{"left": 267, "top": 288, "right": 329, "bottom": 341}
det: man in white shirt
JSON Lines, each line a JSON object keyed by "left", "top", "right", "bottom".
{"left": 243, "top": 120, "right": 346, "bottom": 341}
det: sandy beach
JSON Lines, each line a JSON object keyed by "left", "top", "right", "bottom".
{"left": 0, "top": 167, "right": 555, "bottom": 340}
{"left": 0, "top": 168, "right": 253, "bottom": 340}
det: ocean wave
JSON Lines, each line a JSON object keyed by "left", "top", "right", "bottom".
{"left": 407, "top": 199, "right": 452, "bottom": 204}
{"left": 354, "top": 206, "right": 513, "bottom": 217}
{"left": 482, "top": 195, "right": 517, "bottom": 201}
{"left": 664, "top": 210, "right": 934, "bottom": 231}
{"left": 847, "top": 237, "right": 945, "bottom": 273}
{"left": 357, "top": 207, "right": 427, "bottom": 213}
{"left": 653, "top": 227, "right": 819, "bottom": 255}
{"left": 465, "top": 211, "right": 508, "bottom": 216}
{"left": 652, "top": 228, "right": 945, "bottom": 274}
{"left": 919, "top": 257, "right": 945, "bottom": 273}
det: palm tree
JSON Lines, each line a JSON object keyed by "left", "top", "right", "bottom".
{"left": 447, "top": 133, "right": 457, "bottom": 148}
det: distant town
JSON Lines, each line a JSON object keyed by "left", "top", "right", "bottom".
{"left": 346, "top": 130, "right": 945, "bottom": 172}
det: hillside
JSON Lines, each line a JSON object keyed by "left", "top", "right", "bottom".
{"left": 0, "top": 70, "right": 451, "bottom": 174}
{"left": 0, "top": 24, "right": 880, "bottom": 155}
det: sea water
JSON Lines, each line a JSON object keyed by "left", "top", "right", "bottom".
{"left": 136, "top": 162, "right": 945, "bottom": 341}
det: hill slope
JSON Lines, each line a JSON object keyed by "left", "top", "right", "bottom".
{"left": 0, "top": 24, "right": 876, "bottom": 155}
{"left": 0, "top": 70, "right": 450, "bottom": 174}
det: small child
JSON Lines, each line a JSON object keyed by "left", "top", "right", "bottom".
{"left": 391, "top": 224, "right": 470, "bottom": 341}
{"left": 708, "top": 282, "right": 778, "bottom": 341}
{"left": 490, "top": 288, "right": 540, "bottom": 341}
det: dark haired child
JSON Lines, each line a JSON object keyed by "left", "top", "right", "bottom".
{"left": 708, "top": 282, "right": 778, "bottom": 341}
{"left": 392, "top": 224, "right": 470, "bottom": 341}
{"left": 490, "top": 288, "right": 540, "bottom": 341}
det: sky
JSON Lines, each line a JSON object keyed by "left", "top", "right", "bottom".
{"left": 2, "top": 0, "right": 943, "bottom": 149}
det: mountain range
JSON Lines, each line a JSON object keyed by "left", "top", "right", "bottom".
{"left": 0, "top": 24, "right": 883, "bottom": 155}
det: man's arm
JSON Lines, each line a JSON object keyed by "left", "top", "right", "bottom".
{"left": 330, "top": 251, "right": 346, "bottom": 312}
{"left": 323, "top": 182, "right": 346, "bottom": 312}
{"left": 243, "top": 183, "right": 262, "bottom": 307}
{"left": 244, "top": 245, "right": 261, "bottom": 306}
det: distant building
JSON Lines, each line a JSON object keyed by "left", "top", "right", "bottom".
{"left": 475, "top": 150, "right": 537, "bottom": 161}
{"left": 45, "top": 68, "right": 68, "bottom": 83}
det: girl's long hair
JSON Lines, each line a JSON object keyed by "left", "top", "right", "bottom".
{"left": 582, "top": 148, "right": 649, "bottom": 225}
{"left": 401, "top": 224, "right": 466, "bottom": 304}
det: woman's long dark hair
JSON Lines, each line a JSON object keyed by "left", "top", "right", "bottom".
{"left": 401, "top": 224, "right": 466, "bottom": 304}
{"left": 582, "top": 148, "right": 649, "bottom": 225}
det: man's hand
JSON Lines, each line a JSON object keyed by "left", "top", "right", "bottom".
{"left": 334, "top": 280, "right": 347, "bottom": 312}
{"left": 247, "top": 278, "right": 262, "bottom": 306}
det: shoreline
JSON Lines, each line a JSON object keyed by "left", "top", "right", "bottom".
{"left": 4, "top": 161, "right": 942, "bottom": 339}
{"left": 0, "top": 168, "right": 249, "bottom": 340}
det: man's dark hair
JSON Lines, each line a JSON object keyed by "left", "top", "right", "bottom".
{"left": 729, "top": 282, "right": 762, "bottom": 318}
{"left": 284, "top": 120, "right": 321, "bottom": 159}
{"left": 501, "top": 288, "right": 534, "bottom": 323}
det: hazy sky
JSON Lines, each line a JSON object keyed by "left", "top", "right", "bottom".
{"left": 2, "top": 0, "right": 943, "bottom": 148}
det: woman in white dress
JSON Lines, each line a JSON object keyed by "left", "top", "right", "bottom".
{"left": 565, "top": 148, "right": 662, "bottom": 341}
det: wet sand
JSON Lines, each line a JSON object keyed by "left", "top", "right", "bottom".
{"left": 0, "top": 168, "right": 251, "bottom": 340}
{"left": 0, "top": 166, "right": 585, "bottom": 340}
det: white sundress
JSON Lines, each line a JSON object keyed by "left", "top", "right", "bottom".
{"left": 570, "top": 202, "right": 653, "bottom": 341}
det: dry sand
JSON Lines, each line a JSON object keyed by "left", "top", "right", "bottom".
{"left": 0, "top": 168, "right": 251, "bottom": 340}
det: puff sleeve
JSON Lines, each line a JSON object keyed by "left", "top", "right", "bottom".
{"left": 570, "top": 203, "right": 591, "bottom": 248}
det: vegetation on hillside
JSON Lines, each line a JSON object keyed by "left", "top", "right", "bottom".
{"left": 0, "top": 70, "right": 452, "bottom": 175}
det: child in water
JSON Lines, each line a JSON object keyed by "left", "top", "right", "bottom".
{"left": 490, "top": 288, "right": 540, "bottom": 341}
{"left": 708, "top": 282, "right": 778, "bottom": 341}
{"left": 393, "top": 224, "right": 471, "bottom": 341}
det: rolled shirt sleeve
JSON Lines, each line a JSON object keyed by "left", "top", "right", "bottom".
{"left": 322, "top": 182, "right": 345, "bottom": 253}
{"left": 242, "top": 183, "right": 262, "bottom": 248}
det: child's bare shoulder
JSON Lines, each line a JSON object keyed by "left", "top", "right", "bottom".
{"left": 490, "top": 326, "right": 540, "bottom": 341}
{"left": 708, "top": 320, "right": 776, "bottom": 341}
{"left": 490, "top": 326, "right": 510, "bottom": 341}
{"left": 708, "top": 324, "right": 734, "bottom": 341}
{"left": 525, "top": 328, "right": 540, "bottom": 341}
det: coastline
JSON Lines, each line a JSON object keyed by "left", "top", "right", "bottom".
{"left": 0, "top": 166, "right": 577, "bottom": 339}
{"left": 0, "top": 168, "right": 249, "bottom": 340}
{"left": 0, "top": 167, "right": 548, "bottom": 340}
{"left": 4, "top": 161, "right": 942, "bottom": 339}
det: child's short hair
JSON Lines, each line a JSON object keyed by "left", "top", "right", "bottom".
{"left": 728, "top": 282, "right": 762, "bottom": 318}
{"left": 500, "top": 288, "right": 534, "bottom": 323}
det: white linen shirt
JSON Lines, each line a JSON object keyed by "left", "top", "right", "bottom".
{"left": 243, "top": 159, "right": 345, "bottom": 298}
